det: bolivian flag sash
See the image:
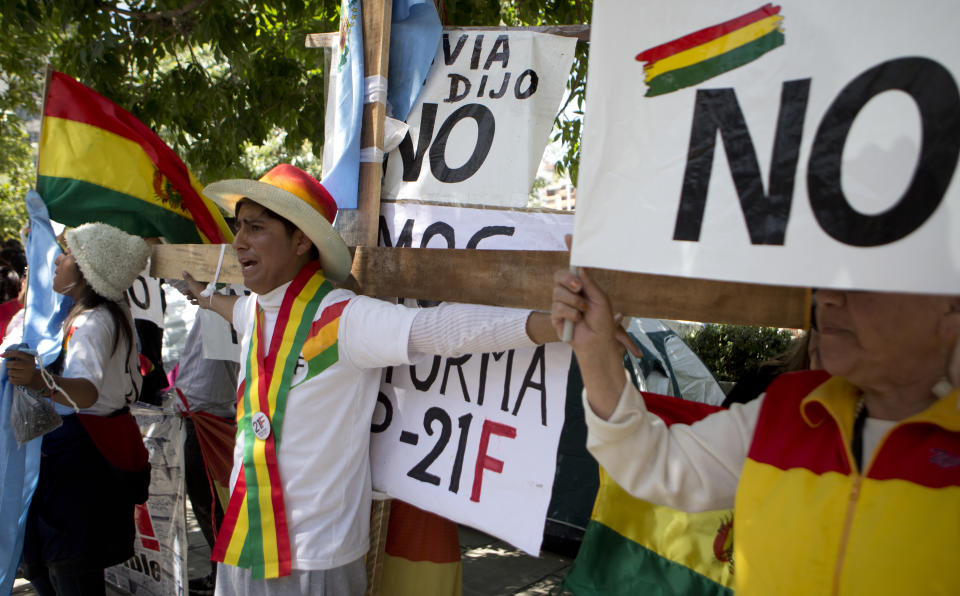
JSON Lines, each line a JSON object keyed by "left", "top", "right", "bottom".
{"left": 212, "top": 262, "right": 333, "bottom": 578}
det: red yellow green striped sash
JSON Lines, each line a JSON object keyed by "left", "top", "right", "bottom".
{"left": 212, "top": 262, "right": 334, "bottom": 578}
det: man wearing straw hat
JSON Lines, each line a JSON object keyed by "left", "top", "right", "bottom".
{"left": 181, "top": 164, "right": 557, "bottom": 596}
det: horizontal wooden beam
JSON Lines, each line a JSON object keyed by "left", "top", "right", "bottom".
{"left": 151, "top": 244, "right": 810, "bottom": 328}
{"left": 305, "top": 24, "right": 590, "bottom": 48}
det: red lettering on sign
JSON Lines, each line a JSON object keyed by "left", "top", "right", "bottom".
{"left": 470, "top": 420, "right": 516, "bottom": 502}
{"left": 134, "top": 504, "right": 161, "bottom": 551}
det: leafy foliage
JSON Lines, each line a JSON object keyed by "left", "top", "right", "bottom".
{"left": 0, "top": 117, "right": 32, "bottom": 240}
{"left": 1, "top": 0, "right": 341, "bottom": 184}
{"left": 0, "top": 0, "right": 592, "bottom": 223}
{"left": 684, "top": 324, "right": 796, "bottom": 382}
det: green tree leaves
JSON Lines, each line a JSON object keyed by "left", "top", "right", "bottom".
{"left": 684, "top": 324, "right": 796, "bottom": 382}
{"left": 0, "top": 0, "right": 591, "bottom": 227}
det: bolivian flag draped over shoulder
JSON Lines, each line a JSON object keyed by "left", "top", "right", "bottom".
{"left": 37, "top": 71, "right": 233, "bottom": 244}
{"left": 564, "top": 393, "right": 734, "bottom": 596}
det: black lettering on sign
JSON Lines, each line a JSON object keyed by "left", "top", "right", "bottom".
{"left": 673, "top": 79, "right": 811, "bottom": 245}
{"left": 407, "top": 406, "right": 451, "bottom": 486}
{"left": 514, "top": 69, "right": 539, "bottom": 100}
{"left": 511, "top": 345, "right": 548, "bottom": 425}
{"left": 429, "top": 104, "right": 496, "bottom": 183}
{"left": 467, "top": 226, "right": 515, "bottom": 249}
{"left": 442, "top": 33, "right": 467, "bottom": 66}
{"left": 421, "top": 221, "right": 455, "bottom": 248}
{"left": 807, "top": 57, "right": 960, "bottom": 246}
{"left": 449, "top": 413, "right": 473, "bottom": 493}
{"left": 371, "top": 392, "right": 393, "bottom": 433}
{"left": 379, "top": 216, "right": 414, "bottom": 248}
{"left": 440, "top": 354, "right": 472, "bottom": 402}
{"left": 499, "top": 350, "right": 514, "bottom": 412}
{"left": 484, "top": 35, "right": 509, "bottom": 69}
{"left": 488, "top": 73, "right": 510, "bottom": 99}
{"left": 470, "top": 34, "right": 484, "bottom": 69}
{"left": 410, "top": 355, "right": 441, "bottom": 391}
{"left": 477, "top": 74, "right": 488, "bottom": 97}
{"left": 399, "top": 103, "right": 438, "bottom": 181}
{"left": 445, "top": 74, "right": 471, "bottom": 103}
{"left": 128, "top": 276, "right": 150, "bottom": 309}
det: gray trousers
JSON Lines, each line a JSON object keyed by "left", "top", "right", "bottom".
{"left": 213, "top": 559, "right": 366, "bottom": 596}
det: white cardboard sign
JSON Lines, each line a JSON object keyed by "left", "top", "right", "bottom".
{"left": 574, "top": 0, "right": 960, "bottom": 293}
{"left": 127, "top": 267, "right": 164, "bottom": 329}
{"left": 370, "top": 201, "right": 573, "bottom": 555}
{"left": 382, "top": 31, "right": 577, "bottom": 207}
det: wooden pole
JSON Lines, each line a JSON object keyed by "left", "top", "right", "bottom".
{"left": 153, "top": 244, "right": 811, "bottom": 329}
{"left": 333, "top": 0, "right": 393, "bottom": 249}
{"left": 35, "top": 65, "right": 54, "bottom": 185}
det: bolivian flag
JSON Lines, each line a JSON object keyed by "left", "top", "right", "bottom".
{"left": 563, "top": 393, "right": 734, "bottom": 596}
{"left": 37, "top": 71, "right": 233, "bottom": 244}
{"left": 381, "top": 501, "right": 462, "bottom": 596}
{"left": 636, "top": 4, "right": 785, "bottom": 98}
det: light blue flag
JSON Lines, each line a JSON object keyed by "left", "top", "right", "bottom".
{"left": 322, "top": 0, "right": 365, "bottom": 209}
{"left": 0, "top": 190, "right": 71, "bottom": 593}
{"left": 388, "top": 0, "right": 442, "bottom": 122}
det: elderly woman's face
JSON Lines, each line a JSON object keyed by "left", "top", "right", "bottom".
{"left": 815, "top": 289, "right": 959, "bottom": 389}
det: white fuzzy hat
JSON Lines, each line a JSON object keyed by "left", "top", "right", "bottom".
{"left": 65, "top": 223, "right": 149, "bottom": 302}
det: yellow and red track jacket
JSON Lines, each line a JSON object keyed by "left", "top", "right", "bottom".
{"left": 736, "top": 371, "right": 960, "bottom": 595}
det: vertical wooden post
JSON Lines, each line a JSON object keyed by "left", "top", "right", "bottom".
{"left": 353, "top": 2, "right": 392, "bottom": 594}
{"left": 337, "top": 0, "right": 393, "bottom": 248}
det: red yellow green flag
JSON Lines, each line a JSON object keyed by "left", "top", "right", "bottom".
{"left": 636, "top": 4, "right": 785, "bottom": 98}
{"left": 212, "top": 262, "right": 335, "bottom": 578}
{"left": 381, "top": 501, "right": 463, "bottom": 596}
{"left": 563, "top": 393, "right": 734, "bottom": 596}
{"left": 37, "top": 71, "right": 233, "bottom": 244}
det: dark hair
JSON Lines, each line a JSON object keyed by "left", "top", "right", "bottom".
{"left": 0, "top": 247, "right": 26, "bottom": 278}
{"left": 235, "top": 198, "right": 320, "bottom": 261}
{"left": 64, "top": 275, "right": 133, "bottom": 356}
{"left": 0, "top": 264, "right": 19, "bottom": 303}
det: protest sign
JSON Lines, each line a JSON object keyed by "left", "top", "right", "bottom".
{"left": 106, "top": 406, "right": 187, "bottom": 596}
{"left": 574, "top": 0, "right": 960, "bottom": 294}
{"left": 382, "top": 32, "right": 577, "bottom": 207}
{"left": 127, "top": 267, "right": 164, "bottom": 329}
{"left": 370, "top": 201, "right": 573, "bottom": 555}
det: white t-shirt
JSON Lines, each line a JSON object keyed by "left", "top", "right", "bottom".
{"left": 60, "top": 305, "right": 141, "bottom": 416}
{"left": 232, "top": 285, "right": 420, "bottom": 570}
{"left": 230, "top": 282, "right": 537, "bottom": 571}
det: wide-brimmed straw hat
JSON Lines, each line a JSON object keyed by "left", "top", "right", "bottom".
{"left": 66, "top": 222, "right": 149, "bottom": 302}
{"left": 203, "top": 164, "right": 351, "bottom": 283}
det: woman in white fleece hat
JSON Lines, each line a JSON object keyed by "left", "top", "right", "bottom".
{"left": 4, "top": 222, "right": 152, "bottom": 596}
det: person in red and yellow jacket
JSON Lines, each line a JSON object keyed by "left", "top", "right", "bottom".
{"left": 552, "top": 259, "right": 960, "bottom": 595}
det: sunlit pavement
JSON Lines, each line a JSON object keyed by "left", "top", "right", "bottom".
{"left": 12, "top": 504, "right": 574, "bottom": 595}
